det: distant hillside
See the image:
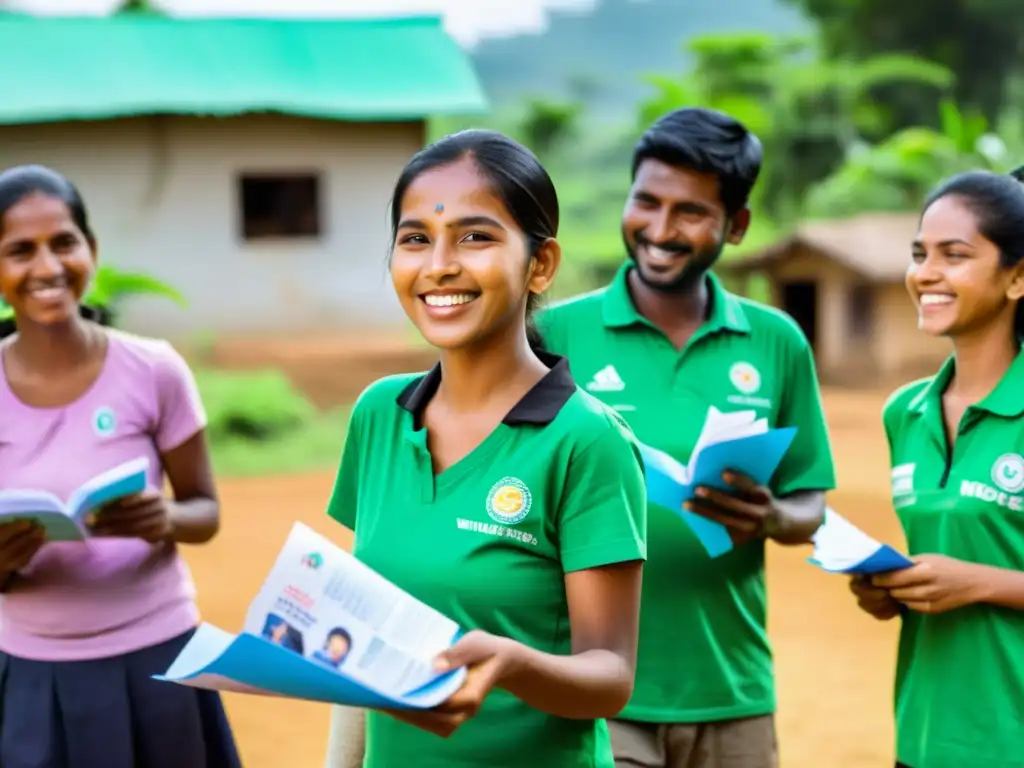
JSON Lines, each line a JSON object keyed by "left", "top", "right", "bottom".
{"left": 469, "top": 0, "right": 810, "bottom": 119}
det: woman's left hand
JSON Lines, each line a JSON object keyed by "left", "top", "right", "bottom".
{"left": 872, "top": 554, "right": 986, "bottom": 614}
{"left": 385, "top": 630, "right": 521, "bottom": 738}
{"left": 89, "top": 490, "right": 175, "bottom": 543}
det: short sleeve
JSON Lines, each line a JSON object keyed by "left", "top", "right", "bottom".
{"left": 326, "top": 404, "right": 365, "bottom": 531}
{"left": 881, "top": 383, "right": 917, "bottom": 467}
{"left": 154, "top": 342, "right": 208, "bottom": 453}
{"left": 558, "top": 421, "right": 648, "bottom": 573}
{"left": 772, "top": 336, "right": 837, "bottom": 496}
{"left": 882, "top": 397, "right": 900, "bottom": 463}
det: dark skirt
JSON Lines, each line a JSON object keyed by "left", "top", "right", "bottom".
{"left": 0, "top": 628, "right": 242, "bottom": 768}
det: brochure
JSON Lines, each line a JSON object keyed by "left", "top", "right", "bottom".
{"left": 808, "top": 507, "right": 914, "bottom": 575}
{"left": 638, "top": 406, "right": 796, "bottom": 558}
{"left": 156, "top": 522, "right": 467, "bottom": 710}
{"left": 0, "top": 457, "right": 150, "bottom": 541}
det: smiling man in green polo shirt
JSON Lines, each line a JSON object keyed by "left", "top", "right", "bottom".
{"left": 537, "top": 107, "right": 836, "bottom": 768}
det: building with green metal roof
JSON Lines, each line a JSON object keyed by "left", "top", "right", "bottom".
{"left": 0, "top": 11, "right": 488, "bottom": 336}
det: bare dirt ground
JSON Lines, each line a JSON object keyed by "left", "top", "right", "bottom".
{"left": 182, "top": 339, "right": 905, "bottom": 767}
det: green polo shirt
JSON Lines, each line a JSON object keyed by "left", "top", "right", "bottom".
{"left": 536, "top": 264, "right": 835, "bottom": 723}
{"left": 883, "top": 347, "right": 1024, "bottom": 768}
{"left": 326, "top": 352, "right": 647, "bottom": 768}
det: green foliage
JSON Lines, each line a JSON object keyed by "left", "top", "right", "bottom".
{"left": 519, "top": 98, "right": 582, "bottom": 159}
{"left": 208, "top": 406, "right": 349, "bottom": 478}
{"left": 804, "top": 98, "right": 1020, "bottom": 218}
{"left": 637, "top": 32, "right": 954, "bottom": 222}
{"left": 803, "top": 129, "right": 955, "bottom": 217}
{"left": 86, "top": 264, "right": 187, "bottom": 319}
{"left": 782, "top": 0, "right": 1024, "bottom": 123}
{"left": 469, "top": 0, "right": 810, "bottom": 120}
{"left": 194, "top": 367, "right": 349, "bottom": 478}
{"left": 194, "top": 368, "right": 316, "bottom": 442}
{"left": 117, "top": 0, "right": 161, "bottom": 14}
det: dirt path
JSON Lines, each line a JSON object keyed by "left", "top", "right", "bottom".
{"left": 183, "top": 386, "right": 903, "bottom": 767}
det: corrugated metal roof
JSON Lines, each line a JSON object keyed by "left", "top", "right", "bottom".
{"left": 724, "top": 212, "right": 921, "bottom": 282}
{"left": 0, "top": 13, "right": 488, "bottom": 125}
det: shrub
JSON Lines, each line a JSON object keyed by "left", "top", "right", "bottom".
{"left": 194, "top": 368, "right": 317, "bottom": 442}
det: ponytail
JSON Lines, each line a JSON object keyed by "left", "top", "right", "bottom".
{"left": 526, "top": 322, "right": 547, "bottom": 354}
{"left": 525, "top": 292, "right": 547, "bottom": 353}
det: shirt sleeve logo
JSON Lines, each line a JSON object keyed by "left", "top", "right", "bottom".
{"left": 891, "top": 462, "right": 916, "bottom": 505}
{"left": 486, "top": 477, "right": 533, "bottom": 525}
{"left": 92, "top": 406, "right": 117, "bottom": 437}
{"left": 729, "top": 361, "right": 761, "bottom": 395}
{"left": 992, "top": 453, "right": 1024, "bottom": 494}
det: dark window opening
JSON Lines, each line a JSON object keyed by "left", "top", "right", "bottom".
{"left": 238, "top": 173, "right": 322, "bottom": 240}
{"left": 782, "top": 281, "right": 818, "bottom": 349}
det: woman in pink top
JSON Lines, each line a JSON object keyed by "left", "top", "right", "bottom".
{"left": 0, "top": 165, "right": 241, "bottom": 768}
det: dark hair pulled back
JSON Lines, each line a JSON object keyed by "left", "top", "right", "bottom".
{"left": 0, "top": 164, "right": 94, "bottom": 243}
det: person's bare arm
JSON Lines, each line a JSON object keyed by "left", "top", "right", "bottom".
{"left": 324, "top": 706, "right": 366, "bottom": 768}
{"left": 386, "top": 559, "right": 643, "bottom": 738}
{"left": 768, "top": 489, "right": 826, "bottom": 545}
{"left": 499, "top": 559, "right": 642, "bottom": 718}
{"left": 977, "top": 565, "right": 1024, "bottom": 610}
{"left": 163, "top": 431, "right": 220, "bottom": 544}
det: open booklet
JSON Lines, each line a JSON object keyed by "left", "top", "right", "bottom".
{"left": 808, "top": 507, "right": 913, "bottom": 575}
{"left": 637, "top": 406, "right": 797, "bottom": 558}
{"left": 156, "top": 522, "right": 468, "bottom": 710}
{"left": 0, "top": 457, "right": 150, "bottom": 541}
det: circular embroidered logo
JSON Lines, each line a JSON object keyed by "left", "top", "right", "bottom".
{"left": 486, "top": 477, "right": 532, "bottom": 525}
{"left": 991, "top": 453, "right": 1024, "bottom": 494}
{"left": 729, "top": 361, "right": 761, "bottom": 395}
{"left": 92, "top": 406, "right": 117, "bottom": 437}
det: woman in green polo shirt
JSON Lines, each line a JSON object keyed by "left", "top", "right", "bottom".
{"left": 323, "top": 129, "right": 647, "bottom": 768}
{"left": 849, "top": 168, "right": 1024, "bottom": 768}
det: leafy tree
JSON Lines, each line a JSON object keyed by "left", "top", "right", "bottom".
{"left": 803, "top": 98, "right": 1019, "bottom": 218}
{"left": 118, "top": 0, "right": 162, "bottom": 12}
{"left": 518, "top": 98, "right": 582, "bottom": 159}
{"left": 783, "top": 0, "right": 1024, "bottom": 121}
{"left": 638, "top": 32, "right": 952, "bottom": 221}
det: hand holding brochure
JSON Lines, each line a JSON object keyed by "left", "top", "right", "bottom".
{"left": 638, "top": 407, "right": 797, "bottom": 558}
{"left": 0, "top": 457, "right": 150, "bottom": 541}
{"left": 156, "top": 522, "right": 468, "bottom": 710}
{"left": 808, "top": 507, "right": 913, "bottom": 575}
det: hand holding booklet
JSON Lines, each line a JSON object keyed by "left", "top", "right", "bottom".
{"left": 156, "top": 522, "right": 468, "bottom": 710}
{"left": 637, "top": 406, "right": 797, "bottom": 558}
{"left": 808, "top": 507, "right": 914, "bottom": 575}
{"left": 0, "top": 457, "right": 150, "bottom": 541}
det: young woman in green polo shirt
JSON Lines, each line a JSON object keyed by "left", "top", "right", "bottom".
{"left": 849, "top": 169, "right": 1024, "bottom": 768}
{"left": 322, "top": 129, "right": 648, "bottom": 768}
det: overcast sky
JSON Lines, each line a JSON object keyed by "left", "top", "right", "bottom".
{"left": 7, "top": 0, "right": 599, "bottom": 45}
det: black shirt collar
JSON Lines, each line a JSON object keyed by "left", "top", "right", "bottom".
{"left": 396, "top": 351, "right": 577, "bottom": 426}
